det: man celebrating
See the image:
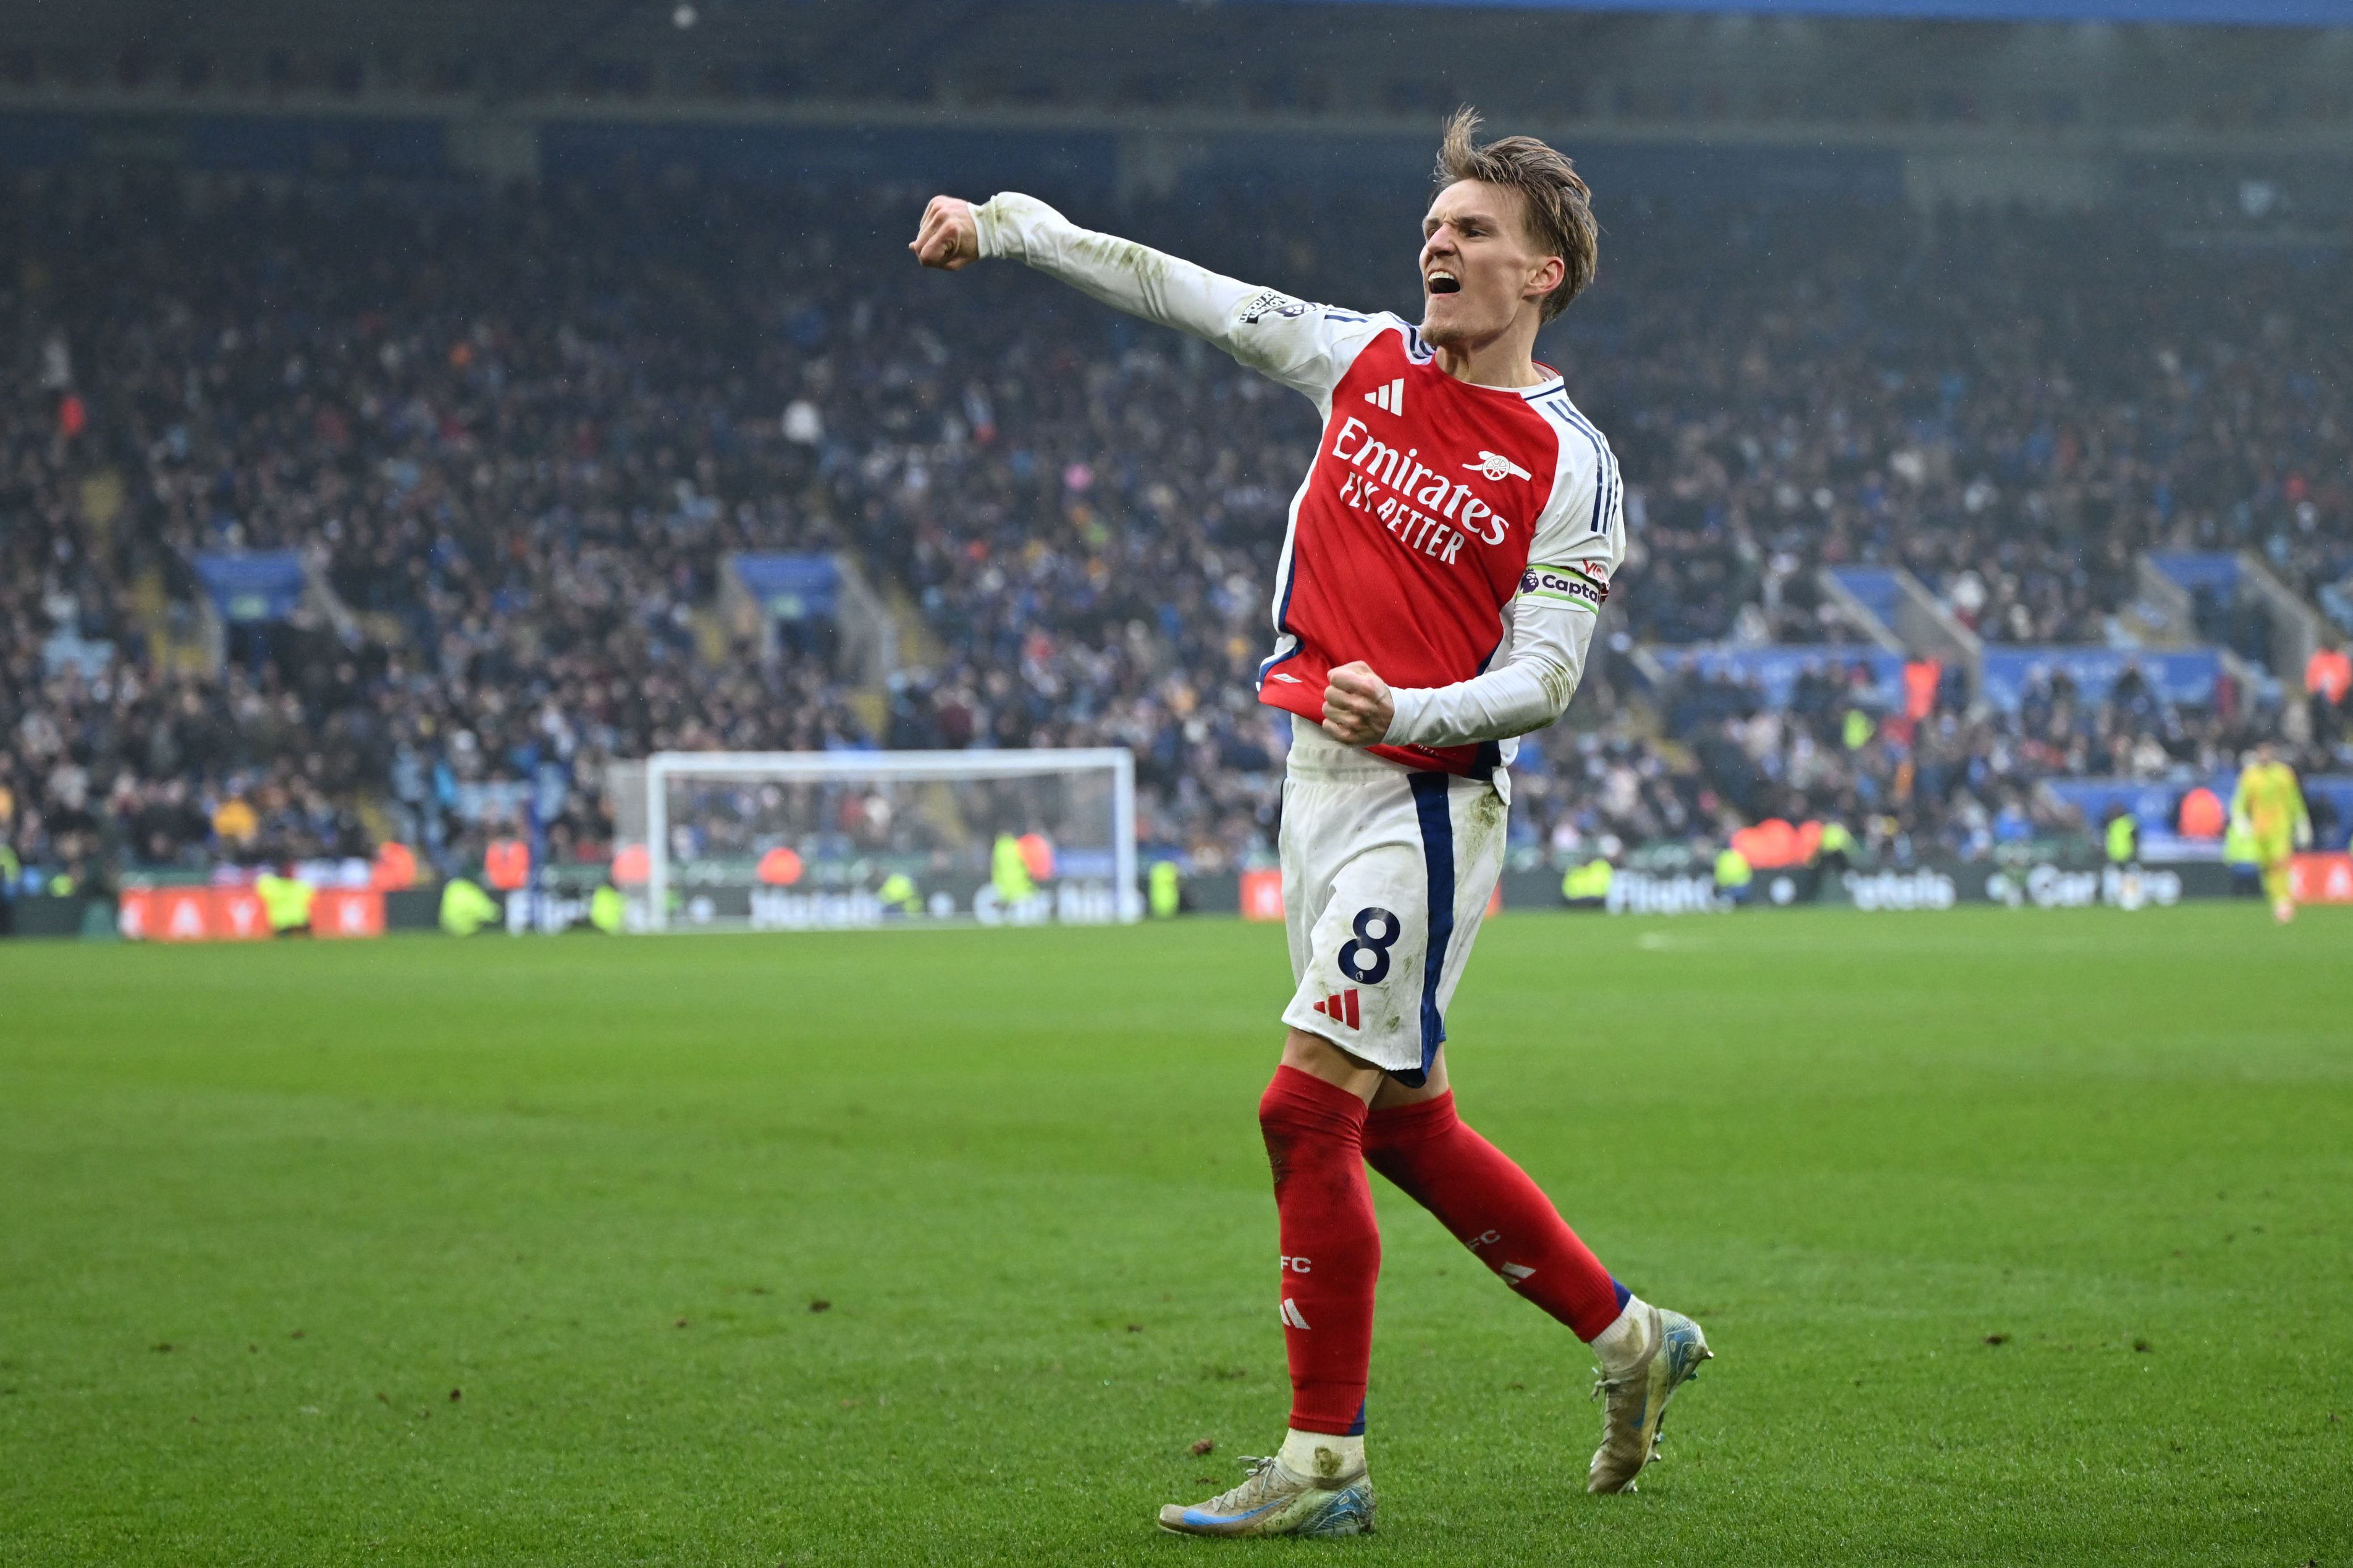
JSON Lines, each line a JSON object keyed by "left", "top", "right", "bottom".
{"left": 914, "top": 109, "right": 1710, "bottom": 1537}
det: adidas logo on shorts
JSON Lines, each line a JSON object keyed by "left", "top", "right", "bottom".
{"left": 1311, "top": 989, "right": 1360, "bottom": 1029}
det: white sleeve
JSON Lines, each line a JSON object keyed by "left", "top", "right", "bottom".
{"left": 1380, "top": 430, "right": 1625, "bottom": 748}
{"left": 973, "top": 191, "right": 1376, "bottom": 400}
{"left": 1381, "top": 594, "right": 1597, "bottom": 747}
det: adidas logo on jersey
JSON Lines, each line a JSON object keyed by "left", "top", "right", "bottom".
{"left": 1364, "top": 377, "right": 1404, "bottom": 415}
{"left": 1311, "top": 989, "right": 1360, "bottom": 1028}
{"left": 1281, "top": 1298, "right": 1313, "bottom": 1330}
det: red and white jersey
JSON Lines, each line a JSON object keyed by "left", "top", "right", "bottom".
{"left": 970, "top": 195, "right": 1625, "bottom": 779}
{"left": 1240, "top": 303, "right": 1623, "bottom": 776}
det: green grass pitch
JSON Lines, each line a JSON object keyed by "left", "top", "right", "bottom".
{"left": 3, "top": 905, "right": 2348, "bottom": 1565}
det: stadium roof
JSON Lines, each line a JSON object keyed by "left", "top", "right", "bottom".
{"left": 6, "top": 0, "right": 2351, "bottom": 179}
{"left": 1229, "top": 0, "right": 2353, "bottom": 20}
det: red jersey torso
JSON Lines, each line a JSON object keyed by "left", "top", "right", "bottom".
{"left": 1257, "top": 325, "right": 1575, "bottom": 775}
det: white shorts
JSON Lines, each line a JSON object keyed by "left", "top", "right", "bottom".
{"left": 1278, "top": 719, "right": 1507, "bottom": 1084}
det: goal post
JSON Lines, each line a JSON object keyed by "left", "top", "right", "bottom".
{"left": 610, "top": 748, "right": 1140, "bottom": 933}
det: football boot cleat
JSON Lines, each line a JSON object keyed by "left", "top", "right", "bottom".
{"left": 1587, "top": 1302, "right": 1713, "bottom": 1494}
{"left": 1158, "top": 1452, "right": 1376, "bottom": 1538}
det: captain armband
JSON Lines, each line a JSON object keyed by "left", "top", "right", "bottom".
{"left": 1515, "top": 563, "right": 1610, "bottom": 612}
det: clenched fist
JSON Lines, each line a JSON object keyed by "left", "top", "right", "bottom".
{"left": 909, "top": 195, "right": 980, "bottom": 271}
{"left": 1321, "top": 661, "right": 1395, "bottom": 747}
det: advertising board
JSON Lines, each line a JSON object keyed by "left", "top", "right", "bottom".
{"left": 2287, "top": 854, "right": 2353, "bottom": 905}
{"left": 116, "top": 887, "right": 385, "bottom": 941}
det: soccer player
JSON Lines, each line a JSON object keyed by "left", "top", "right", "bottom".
{"left": 913, "top": 109, "right": 1711, "bottom": 1537}
{"left": 2231, "top": 742, "right": 2312, "bottom": 923}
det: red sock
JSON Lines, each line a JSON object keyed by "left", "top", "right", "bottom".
{"left": 1259, "top": 1065, "right": 1378, "bottom": 1436}
{"left": 1364, "top": 1091, "right": 1627, "bottom": 1341}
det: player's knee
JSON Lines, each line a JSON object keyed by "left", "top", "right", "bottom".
{"left": 1279, "top": 1026, "right": 1382, "bottom": 1088}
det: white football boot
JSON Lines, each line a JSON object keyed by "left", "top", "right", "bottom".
{"left": 1157, "top": 1449, "right": 1376, "bottom": 1538}
{"left": 1587, "top": 1302, "right": 1714, "bottom": 1493}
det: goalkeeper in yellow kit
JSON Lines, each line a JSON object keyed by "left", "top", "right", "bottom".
{"left": 2231, "top": 742, "right": 2312, "bottom": 923}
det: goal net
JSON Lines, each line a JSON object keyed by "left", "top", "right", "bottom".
{"left": 605, "top": 749, "right": 1139, "bottom": 933}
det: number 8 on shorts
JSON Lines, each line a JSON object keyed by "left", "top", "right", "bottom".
{"left": 1279, "top": 754, "right": 1508, "bottom": 1087}
{"left": 1337, "top": 908, "right": 1401, "bottom": 985}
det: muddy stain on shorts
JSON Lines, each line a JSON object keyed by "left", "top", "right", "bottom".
{"left": 1463, "top": 786, "right": 1507, "bottom": 865}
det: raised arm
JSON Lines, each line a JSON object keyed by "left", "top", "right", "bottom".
{"left": 912, "top": 191, "right": 1370, "bottom": 400}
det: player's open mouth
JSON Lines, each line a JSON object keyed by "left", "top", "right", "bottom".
{"left": 1426, "top": 270, "right": 1460, "bottom": 295}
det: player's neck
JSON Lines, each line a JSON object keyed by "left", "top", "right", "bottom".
{"left": 1429, "top": 322, "right": 1547, "bottom": 390}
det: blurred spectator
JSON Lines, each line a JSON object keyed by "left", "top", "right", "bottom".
{"left": 2307, "top": 639, "right": 2350, "bottom": 745}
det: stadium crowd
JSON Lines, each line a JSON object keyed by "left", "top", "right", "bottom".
{"left": 1584, "top": 199, "right": 2353, "bottom": 650}
{"left": 3, "top": 171, "right": 2349, "bottom": 890}
{"left": 1618, "top": 653, "right": 2322, "bottom": 866}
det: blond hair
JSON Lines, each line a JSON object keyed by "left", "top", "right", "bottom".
{"left": 1434, "top": 107, "right": 1597, "bottom": 322}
